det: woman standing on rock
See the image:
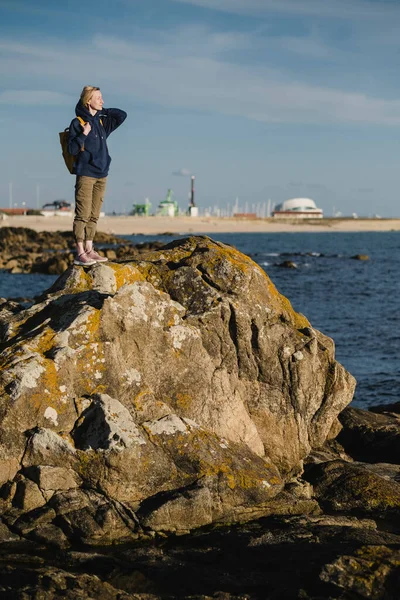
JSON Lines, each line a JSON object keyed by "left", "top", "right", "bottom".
{"left": 68, "top": 86, "right": 127, "bottom": 266}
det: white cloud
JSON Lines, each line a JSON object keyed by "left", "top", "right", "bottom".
{"left": 171, "top": 0, "right": 400, "bottom": 19}
{"left": 1, "top": 28, "right": 400, "bottom": 125}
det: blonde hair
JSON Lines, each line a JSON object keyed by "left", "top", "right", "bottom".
{"left": 80, "top": 86, "right": 100, "bottom": 108}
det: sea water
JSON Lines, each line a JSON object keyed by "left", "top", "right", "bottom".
{"left": 1, "top": 231, "right": 399, "bottom": 408}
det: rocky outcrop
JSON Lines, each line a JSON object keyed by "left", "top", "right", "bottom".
{"left": 304, "top": 405, "right": 400, "bottom": 529}
{"left": 0, "top": 226, "right": 163, "bottom": 274}
{"left": 305, "top": 459, "right": 400, "bottom": 523}
{"left": 351, "top": 254, "right": 370, "bottom": 260}
{"left": 0, "top": 235, "right": 355, "bottom": 544}
{"left": 0, "top": 226, "right": 125, "bottom": 252}
{"left": 1, "top": 512, "right": 399, "bottom": 599}
{"left": 337, "top": 405, "right": 400, "bottom": 463}
{"left": 1, "top": 235, "right": 400, "bottom": 598}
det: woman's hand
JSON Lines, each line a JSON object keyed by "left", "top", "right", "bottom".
{"left": 82, "top": 122, "right": 91, "bottom": 136}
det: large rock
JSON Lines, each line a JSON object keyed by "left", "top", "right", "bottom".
{"left": 338, "top": 406, "right": 400, "bottom": 464}
{"left": 321, "top": 545, "right": 400, "bottom": 599}
{"left": 0, "top": 236, "right": 355, "bottom": 543}
{"left": 305, "top": 459, "right": 400, "bottom": 523}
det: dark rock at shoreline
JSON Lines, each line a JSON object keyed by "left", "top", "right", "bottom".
{"left": 0, "top": 227, "right": 165, "bottom": 274}
{"left": 337, "top": 406, "right": 400, "bottom": 464}
{"left": 370, "top": 401, "right": 400, "bottom": 415}
{"left": 351, "top": 254, "right": 370, "bottom": 261}
{"left": 305, "top": 459, "right": 400, "bottom": 523}
{"left": 277, "top": 260, "right": 297, "bottom": 269}
{"left": 0, "top": 227, "right": 127, "bottom": 252}
{"left": 0, "top": 513, "right": 399, "bottom": 599}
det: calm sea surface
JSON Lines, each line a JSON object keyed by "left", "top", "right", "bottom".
{"left": 1, "top": 231, "right": 399, "bottom": 409}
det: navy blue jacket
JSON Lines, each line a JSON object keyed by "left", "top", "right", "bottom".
{"left": 67, "top": 102, "right": 127, "bottom": 178}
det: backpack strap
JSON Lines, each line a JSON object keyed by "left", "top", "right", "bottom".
{"left": 76, "top": 116, "right": 86, "bottom": 152}
{"left": 77, "top": 116, "right": 102, "bottom": 126}
{"left": 75, "top": 116, "right": 102, "bottom": 151}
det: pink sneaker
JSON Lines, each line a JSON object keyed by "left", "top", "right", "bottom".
{"left": 74, "top": 252, "right": 96, "bottom": 266}
{"left": 85, "top": 249, "right": 108, "bottom": 262}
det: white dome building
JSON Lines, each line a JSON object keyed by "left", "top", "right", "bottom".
{"left": 272, "top": 197, "right": 323, "bottom": 219}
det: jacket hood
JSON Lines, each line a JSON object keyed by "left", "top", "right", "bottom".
{"left": 75, "top": 101, "right": 101, "bottom": 123}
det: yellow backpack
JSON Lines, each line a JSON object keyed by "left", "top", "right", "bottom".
{"left": 59, "top": 116, "right": 86, "bottom": 174}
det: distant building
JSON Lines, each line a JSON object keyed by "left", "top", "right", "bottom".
{"left": 132, "top": 198, "right": 152, "bottom": 216}
{"left": 0, "top": 208, "right": 29, "bottom": 216}
{"left": 40, "top": 200, "right": 104, "bottom": 218}
{"left": 41, "top": 200, "right": 74, "bottom": 218}
{"left": 272, "top": 197, "right": 323, "bottom": 219}
{"left": 157, "top": 189, "right": 179, "bottom": 217}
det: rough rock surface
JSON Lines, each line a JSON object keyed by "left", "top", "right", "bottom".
{"left": 0, "top": 226, "right": 126, "bottom": 253}
{"left": 338, "top": 406, "right": 400, "bottom": 464}
{"left": 0, "top": 235, "right": 355, "bottom": 545}
{"left": 0, "top": 514, "right": 399, "bottom": 599}
{"left": 0, "top": 226, "right": 163, "bottom": 275}
{"left": 305, "top": 459, "right": 400, "bottom": 523}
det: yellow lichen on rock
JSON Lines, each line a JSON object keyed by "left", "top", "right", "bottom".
{"left": 146, "top": 425, "right": 283, "bottom": 496}
{"left": 25, "top": 359, "right": 66, "bottom": 417}
{"left": 107, "top": 263, "right": 145, "bottom": 290}
{"left": 0, "top": 235, "right": 358, "bottom": 543}
{"left": 71, "top": 310, "right": 107, "bottom": 396}
{"left": 61, "top": 267, "right": 92, "bottom": 294}
{"left": 173, "top": 393, "right": 193, "bottom": 411}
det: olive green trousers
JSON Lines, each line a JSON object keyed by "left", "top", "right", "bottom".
{"left": 73, "top": 175, "right": 107, "bottom": 242}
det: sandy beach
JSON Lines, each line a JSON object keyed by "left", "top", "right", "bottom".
{"left": 1, "top": 214, "right": 400, "bottom": 236}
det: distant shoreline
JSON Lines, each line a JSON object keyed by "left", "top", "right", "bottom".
{"left": 1, "top": 215, "right": 400, "bottom": 236}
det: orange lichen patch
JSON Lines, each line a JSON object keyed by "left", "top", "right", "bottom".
{"left": 67, "top": 308, "right": 101, "bottom": 349}
{"left": 107, "top": 263, "right": 145, "bottom": 290}
{"left": 77, "top": 268, "right": 93, "bottom": 290}
{"left": 172, "top": 393, "right": 193, "bottom": 411}
{"left": 25, "top": 359, "right": 68, "bottom": 415}
{"left": 72, "top": 310, "right": 107, "bottom": 396}
{"left": 166, "top": 316, "right": 179, "bottom": 327}
{"left": 132, "top": 389, "right": 156, "bottom": 411}
{"left": 277, "top": 294, "right": 310, "bottom": 330}
{"left": 27, "top": 325, "right": 58, "bottom": 356}
{"left": 0, "top": 322, "right": 57, "bottom": 372}
{"left": 63, "top": 268, "right": 93, "bottom": 294}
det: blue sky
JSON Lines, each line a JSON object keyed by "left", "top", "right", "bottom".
{"left": 1, "top": 0, "right": 400, "bottom": 216}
